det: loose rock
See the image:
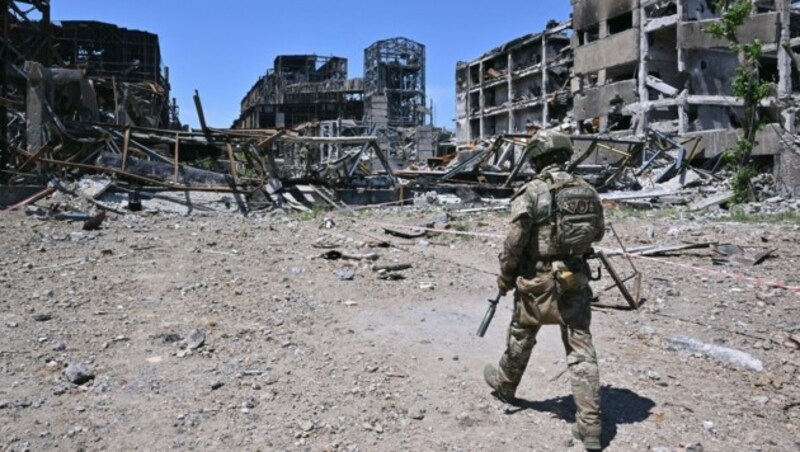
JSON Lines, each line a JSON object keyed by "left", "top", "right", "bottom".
{"left": 64, "top": 363, "right": 94, "bottom": 385}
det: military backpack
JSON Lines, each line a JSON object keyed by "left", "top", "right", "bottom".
{"left": 540, "top": 172, "right": 604, "bottom": 256}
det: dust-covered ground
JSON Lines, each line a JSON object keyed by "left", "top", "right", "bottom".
{"left": 1, "top": 204, "right": 799, "bottom": 451}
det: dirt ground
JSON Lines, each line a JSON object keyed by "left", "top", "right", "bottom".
{"left": 1, "top": 203, "right": 799, "bottom": 451}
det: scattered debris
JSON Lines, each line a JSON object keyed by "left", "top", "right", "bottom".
{"left": 320, "top": 250, "right": 379, "bottom": 261}
{"left": 64, "top": 363, "right": 95, "bottom": 385}
{"left": 711, "top": 244, "right": 776, "bottom": 267}
{"left": 383, "top": 226, "right": 427, "bottom": 239}
{"left": 668, "top": 336, "right": 764, "bottom": 372}
{"left": 377, "top": 271, "right": 406, "bottom": 281}
{"left": 334, "top": 269, "right": 356, "bottom": 281}
{"left": 82, "top": 210, "right": 107, "bottom": 231}
{"left": 183, "top": 329, "right": 206, "bottom": 351}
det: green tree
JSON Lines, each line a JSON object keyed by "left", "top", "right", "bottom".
{"left": 707, "top": 0, "right": 772, "bottom": 203}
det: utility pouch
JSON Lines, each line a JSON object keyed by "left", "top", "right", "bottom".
{"left": 515, "top": 272, "right": 562, "bottom": 326}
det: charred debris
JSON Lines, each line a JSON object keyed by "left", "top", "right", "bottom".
{"left": 2, "top": 0, "right": 799, "bottom": 216}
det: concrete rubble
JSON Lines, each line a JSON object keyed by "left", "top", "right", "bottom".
{"left": 2, "top": 2, "right": 799, "bottom": 216}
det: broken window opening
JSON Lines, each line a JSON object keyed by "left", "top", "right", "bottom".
{"left": 469, "top": 92, "right": 480, "bottom": 113}
{"left": 790, "top": 13, "right": 800, "bottom": 37}
{"left": 607, "top": 114, "right": 633, "bottom": 131}
{"left": 606, "top": 63, "right": 637, "bottom": 83}
{"left": 583, "top": 25, "right": 600, "bottom": 45}
{"left": 750, "top": 154, "right": 775, "bottom": 173}
{"left": 650, "top": 105, "right": 679, "bottom": 122}
{"left": 470, "top": 119, "right": 480, "bottom": 140}
{"left": 758, "top": 56, "right": 779, "bottom": 84}
{"left": 729, "top": 111, "right": 741, "bottom": 129}
{"left": 511, "top": 46, "right": 540, "bottom": 72}
{"left": 607, "top": 12, "right": 634, "bottom": 35}
{"left": 469, "top": 65, "right": 480, "bottom": 85}
{"left": 645, "top": 1, "right": 678, "bottom": 18}
{"left": 758, "top": 106, "right": 780, "bottom": 125}
{"left": 754, "top": 0, "right": 776, "bottom": 14}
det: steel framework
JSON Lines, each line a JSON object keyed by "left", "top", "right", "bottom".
{"left": 2, "top": 1, "right": 51, "bottom": 182}
{"left": 364, "top": 37, "right": 426, "bottom": 128}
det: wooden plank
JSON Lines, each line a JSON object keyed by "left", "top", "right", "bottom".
{"left": 121, "top": 126, "right": 131, "bottom": 171}
{"left": 173, "top": 133, "right": 180, "bottom": 183}
{"left": 225, "top": 142, "right": 238, "bottom": 188}
{"left": 688, "top": 191, "right": 734, "bottom": 211}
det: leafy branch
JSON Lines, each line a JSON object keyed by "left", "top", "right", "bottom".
{"left": 706, "top": 0, "right": 770, "bottom": 203}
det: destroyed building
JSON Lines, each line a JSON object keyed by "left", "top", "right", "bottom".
{"left": 363, "top": 37, "right": 427, "bottom": 129}
{"left": 455, "top": 0, "right": 800, "bottom": 193}
{"left": 233, "top": 55, "right": 364, "bottom": 129}
{"left": 575, "top": 0, "right": 800, "bottom": 193}
{"left": 1, "top": 1, "right": 181, "bottom": 191}
{"left": 234, "top": 37, "right": 427, "bottom": 132}
{"left": 48, "top": 20, "right": 176, "bottom": 129}
{"left": 455, "top": 20, "right": 573, "bottom": 143}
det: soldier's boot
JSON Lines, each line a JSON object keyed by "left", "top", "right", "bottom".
{"left": 483, "top": 364, "right": 516, "bottom": 403}
{"left": 571, "top": 424, "right": 602, "bottom": 451}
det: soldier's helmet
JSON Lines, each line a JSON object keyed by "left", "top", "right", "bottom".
{"left": 527, "top": 130, "right": 573, "bottom": 166}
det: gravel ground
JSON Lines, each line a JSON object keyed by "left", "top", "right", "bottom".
{"left": 0, "top": 203, "right": 799, "bottom": 451}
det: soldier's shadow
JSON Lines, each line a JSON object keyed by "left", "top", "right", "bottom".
{"left": 505, "top": 385, "right": 655, "bottom": 449}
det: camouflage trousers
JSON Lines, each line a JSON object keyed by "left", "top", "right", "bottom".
{"left": 496, "top": 286, "right": 601, "bottom": 439}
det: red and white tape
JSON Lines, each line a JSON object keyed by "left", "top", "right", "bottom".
{"left": 366, "top": 221, "right": 800, "bottom": 293}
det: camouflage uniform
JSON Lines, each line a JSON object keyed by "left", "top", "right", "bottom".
{"left": 491, "top": 163, "right": 602, "bottom": 444}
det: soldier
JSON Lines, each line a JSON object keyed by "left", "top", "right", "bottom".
{"left": 484, "top": 130, "right": 605, "bottom": 451}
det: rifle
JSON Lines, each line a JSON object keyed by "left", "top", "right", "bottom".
{"left": 476, "top": 290, "right": 504, "bottom": 337}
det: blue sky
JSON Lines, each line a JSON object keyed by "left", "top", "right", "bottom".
{"left": 52, "top": 1, "right": 572, "bottom": 129}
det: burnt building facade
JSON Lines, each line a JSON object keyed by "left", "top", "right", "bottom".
{"left": 455, "top": 21, "right": 573, "bottom": 143}
{"left": 234, "top": 55, "right": 364, "bottom": 129}
{"left": 235, "top": 37, "right": 428, "bottom": 132}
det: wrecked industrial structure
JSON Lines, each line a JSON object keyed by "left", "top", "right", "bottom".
{"left": 234, "top": 55, "right": 364, "bottom": 130}
{"left": 1, "top": 0, "right": 799, "bottom": 216}
{"left": 364, "top": 37, "right": 427, "bottom": 129}
{"left": 235, "top": 37, "right": 427, "bottom": 131}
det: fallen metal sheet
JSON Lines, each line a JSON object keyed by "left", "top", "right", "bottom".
{"left": 632, "top": 242, "right": 713, "bottom": 257}
{"left": 688, "top": 191, "right": 734, "bottom": 211}
{"left": 712, "top": 245, "right": 776, "bottom": 267}
{"left": 600, "top": 188, "right": 672, "bottom": 201}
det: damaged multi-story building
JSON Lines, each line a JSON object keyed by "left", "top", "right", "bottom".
{"left": 455, "top": 20, "right": 574, "bottom": 143}
{"left": 233, "top": 55, "right": 364, "bottom": 129}
{"left": 456, "top": 0, "right": 800, "bottom": 192}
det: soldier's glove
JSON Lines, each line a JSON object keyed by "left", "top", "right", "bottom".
{"left": 496, "top": 275, "right": 515, "bottom": 295}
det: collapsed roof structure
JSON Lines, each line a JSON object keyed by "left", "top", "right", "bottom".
{"left": 1, "top": 0, "right": 798, "bottom": 215}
